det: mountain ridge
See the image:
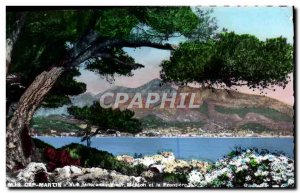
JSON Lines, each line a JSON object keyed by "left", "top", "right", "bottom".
{"left": 71, "top": 79, "right": 293, "bottom": 114}
{"left": 35, "top": 78, "right": 294, "bottom": 136}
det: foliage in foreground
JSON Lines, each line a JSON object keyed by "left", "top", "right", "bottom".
{"left": 188, "top": 149, "right": 294, "bottom": 188}
{"left": 32, "top": 138, "right": 147, "bottom": 176}
{"left": 59, "top": 143, "right": 146, "bottom": 176}
{"left": 32, "top": 138, "right": 294, "bottom": 188}
{"left": 32, "top": 138, "right": 190, "bottom": 183}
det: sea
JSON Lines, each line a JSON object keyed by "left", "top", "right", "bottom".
{"left": 35, "top": 136, "right": 294, "bottom": 162}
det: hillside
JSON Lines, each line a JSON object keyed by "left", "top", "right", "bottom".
{"left": 33, "top": 79, "right": 294, "bottom": 137}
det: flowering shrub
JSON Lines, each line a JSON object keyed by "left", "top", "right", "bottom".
{"left": 59, "top": 143, "right": 147, "bottom": 176}
{"left": 44, "top": 147, "right": 80, "bottom": 171}
{"left": 188, "top": 149, "right": 294, "bottom": 188}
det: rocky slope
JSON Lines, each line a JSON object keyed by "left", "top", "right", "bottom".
{"left": 7, "top": 150, "right": 294, "bottom": 188}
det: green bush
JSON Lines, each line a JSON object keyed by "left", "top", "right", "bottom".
{"left": 32, "top": 138, "right": 54, "bottom": 149}
{"left": 162, "top": 172, "right": 188, "bottom": 184}
{"left": 59, "top": 143, "right": 146, "bottom": 176}
{"left": 32, "top": 138, "right": 55, "bottom": 162}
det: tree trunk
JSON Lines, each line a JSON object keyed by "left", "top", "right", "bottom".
{"left": 5, "top": 30, "right": 177, "bottom": 171}
{"left": 6, "top": 66, "right": 65, "bottom": 171}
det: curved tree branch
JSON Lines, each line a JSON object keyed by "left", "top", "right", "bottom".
{"left": 111, "top": 40, "right": 178, "bottom": 50}
{"left": 95, "top": 53, "right": 144, "bottom": 68}
{"left": 70, "top": 37, "right": 178, "bottom": 68}
{"left": 6, "top": 12, "right": 27, "bottom": 74}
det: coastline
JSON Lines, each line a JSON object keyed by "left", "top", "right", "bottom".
{"left": 33, "top": 135, "right": 294, "bottom": 139}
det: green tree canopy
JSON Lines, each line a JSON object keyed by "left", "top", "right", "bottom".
{"left": 68, "top": 102, "right": 142, "bottom": 134}
{"left": 6, "top": 7, "right": 217, "bottom": 108}
{"left": 160, "top": 32, "right": 293, "bottom": 92}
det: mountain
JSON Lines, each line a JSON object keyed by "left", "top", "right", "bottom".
{"left": 95, "top": 78, "right": 177, "bottom": 98}
{"left": 65, "top": 79, "right": 294, "bottom": 135}
{"left": 70, "top": 92, "right": 96, "bottom": 107}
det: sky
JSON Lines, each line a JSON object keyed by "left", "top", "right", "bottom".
{"left": 75, "top": 6, "right": 294, "bottom": 105}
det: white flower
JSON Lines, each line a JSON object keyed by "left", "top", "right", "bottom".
{"left": 245, "top": 175, "right": 251, "bottom": 181}
{"left": 287, "top": 178, "right": 294, "bottom": 186}
{"left": 226, "top": 181, "right": 233, "bottom": 187}
{"left": 226, "top": 172, "right": 233, "bottom": 179}
{"left": 281, "top": 183, "right": 288, "bottom": 188}
{"left": 242, "top": 165, "right": 248, "bottom": 170}
{"left": 187, "top": 150, "right": 294, "bottom": 188}
{"left": 272, "top": 175, "right": 282, "bottom": 182}
{"left": 263, "top": 154, "right": 275, "bottom": 161}
{"left": 188, "top": 170, "right": 204, "bottom": 186}
{"left": 258, "top": 183, "right": 269, "bottom": 188}
{"left": 262, "top": 171, "right": 269, "bottom": 176}
{"left": 255, "top": 169, "right": 267, "bottom": 176}
{"left": 242, "top": 157, "right": 250, "bottom": 163}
